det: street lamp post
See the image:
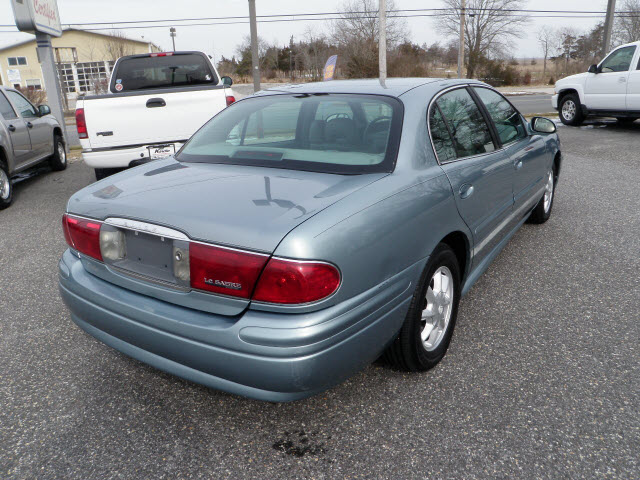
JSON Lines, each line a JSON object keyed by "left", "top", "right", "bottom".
{"left": 170, "top": 27, "right": 176, "bottom": 52}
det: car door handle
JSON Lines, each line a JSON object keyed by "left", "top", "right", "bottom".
{"left": 26, "top": 122, "right": 33, "bottom": 128}
{"left": 8, "top": 124, "right": 15, "bottom": 132}
{"left": 146, "top": 98, "right": 166, "bottom": 108}
{"left": 619, "top": 77, "right": 626, "bottom": 83}
{"left": 459, "top": 184, "right": 474, "bottom": 199}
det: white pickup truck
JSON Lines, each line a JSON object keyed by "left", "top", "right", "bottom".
{"left": 76, "top": 51, "right": 235, "bottom": 179}
{"left": 553, "top": 41, "right": 640, "bottom": 126}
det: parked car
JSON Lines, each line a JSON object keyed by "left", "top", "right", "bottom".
{"left": 0, "top": 86, "right": 66, "bottom": 209}
{"left": 76, "top": 51, "right": 235, "bottom": 180}
{"left": 59, "top": 79, "right": 561, "bottom": 401}
{"left": 553, "top": 41, "right": 640, "bottom": 125}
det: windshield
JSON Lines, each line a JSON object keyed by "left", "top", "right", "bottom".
{"left": 176, "top": 93, "right": 402, "bottom": 174}
{"left": 111, "top": 53, "right": 217, "bottom": 92}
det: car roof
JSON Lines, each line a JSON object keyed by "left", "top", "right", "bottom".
{"left": 254, "top": 78, "right": 485, "bottom": 98}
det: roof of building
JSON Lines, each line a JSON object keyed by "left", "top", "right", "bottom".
{"left": 0, "top": 28, "right": 157, "bottom": 53}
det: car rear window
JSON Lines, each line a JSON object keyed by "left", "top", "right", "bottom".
{"left": 177, "top": 93, "right": 403, "bottom": 175}
{"left": 111, "top": 53, "right": 217, "bottom": 92}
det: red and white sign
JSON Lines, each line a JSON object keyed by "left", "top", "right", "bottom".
{"left": 11, "top": 0, "right": 62, "bottom": 37}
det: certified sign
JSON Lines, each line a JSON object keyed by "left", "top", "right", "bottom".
{"left": 11, "top": 0, "right": 62, "bottom": 37}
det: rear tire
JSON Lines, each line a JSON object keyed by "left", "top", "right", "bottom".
{"left": 559, "top": 93, "right": 585, "bottom": 126}
{"left": 384, "top": 243, "right": 461, "bottom": 371}
{"left": 95, "top": 168, "right": 122, "bottom": 181}
{"left": 0, "top": 163, "right": 13, "bottom": 210}
{"left": 49, "top": 134, "right": 67, "bottom": 171}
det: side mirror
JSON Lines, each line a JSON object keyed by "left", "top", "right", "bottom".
{"left": 38, "top": 104, "right": 51, "bottom": 116}
{"left": 531, "top": 116, "right": 557, "bottom": 134}
{"left": 588, "top": 64, "right": 599, "bottom": 74}
{"left": 221, "top": 76, "right": 233, "bottom": 87}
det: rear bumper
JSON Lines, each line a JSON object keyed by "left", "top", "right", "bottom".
{"left": 58, "top": 250, "right": 414, "bottom": 401}
{"left": 82, "top": 142, "right": 185, "bottom": 169}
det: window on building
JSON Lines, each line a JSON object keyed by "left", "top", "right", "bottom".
{"left": 56, "top": 63, "right": 75, "bottom": 93}
{"left": 26, "top": 79, "right": 42, "bottom": 90}
{"left": 77, "top": 62, "right": 108, "bottom": 92}
{"left": 8, "top": 57, "right": 27, "bottom": 66}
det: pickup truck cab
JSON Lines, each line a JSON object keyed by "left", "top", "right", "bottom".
{"left": 553, "top": 41, "right": 640, "bottom": 125}
{"left": 76, "top": 51, "right": 235, "bottom": 180}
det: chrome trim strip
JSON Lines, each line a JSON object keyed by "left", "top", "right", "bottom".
{"left": 104, "top": 217, "right": 189, "bottom": 240}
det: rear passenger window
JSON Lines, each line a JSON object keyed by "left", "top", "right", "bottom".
{"left": 429, "top": 106, "right": 456, "bottom": 162}
{"left": 473, "top": 87, "right": 526, "bottom": 145}
{"left": 0, "top": 92, "right": 17, "bottom": 120}
{"left": 435, "top": 88, "right": 495, "bottom": 159}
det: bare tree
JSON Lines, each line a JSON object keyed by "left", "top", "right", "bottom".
{"left": 104, "top": 31, "right": 136, "bottom": 61}
{"left": 436, "top": 0, "right": 529, "bottom": 78}
{"left": 537, "top": 26, "right": 556, "bottom": 79}
{"left": 333, "top": 0, "right": 407, "bottom": 78}
{"left": 615, "top": 0, "right": 640, "bottom": 44}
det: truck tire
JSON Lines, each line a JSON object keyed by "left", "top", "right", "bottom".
{"left": 49, "top": 134, "right": 67, "bottom": 171}
{"left": 559, "top": 93, "right": 585, "bottom": 126}
{"left": 0, "top": 162, "right": 13, "bottom": 210}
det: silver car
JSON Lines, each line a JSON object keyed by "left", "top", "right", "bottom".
{"left": 59, "top": 79, "right": 561, "bottom": 401}
{"left": 0, "top": 86, "right": 67, "bottom": 209}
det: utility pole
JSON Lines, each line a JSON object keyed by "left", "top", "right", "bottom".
{"left": 378, "top": 0, "right": 387, "bottom": 83}
{"left": 602, "top": 0, "right": 616, "bottom": 56}
{"left": 169, "top": 27, "right": 176, "bottom": 51}
{"left": 248, "top": 0, "right": 260, "bottom": 92}
{"left": 457, "top": 0, "right": 466, "bottom": 78}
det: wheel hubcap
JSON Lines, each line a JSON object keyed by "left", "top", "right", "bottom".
{"left": 0, "top": 169, "right": 10, "bottom": 200}
{"left": 421, "top": 266, "right": 454, "bottom": 352}
{"left": 58, "top": 143, "right": 66, "bottom": 164}
{"left": 562, "top": 100, "right": 576, "bottom": 121}
{"left": 543, "top": 170, "right": 554, "bottom": 213}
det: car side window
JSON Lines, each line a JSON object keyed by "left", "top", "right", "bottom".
{"left": 429, "top": 106, "right": 456, "bottom": 162}
{"left": 600, "top": 46, "right": 636, "bottom": 73}
{"left": 435, "top": 88, "right": 496, "bottom": 159}
{"left": 0, "top": 92, "right": 18, "bottom": 120}
{"left": 5, "top": 90, "right": 38, "bottom": 118}
{"left": 473, "top": 87, "right": 526, "bottom": 145}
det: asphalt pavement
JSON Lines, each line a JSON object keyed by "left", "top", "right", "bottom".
{"left": 508, "top": 94, "right": 554, "bottom": 115}
{"left": 1, "top": 121, "right": 638, "bottom": 479}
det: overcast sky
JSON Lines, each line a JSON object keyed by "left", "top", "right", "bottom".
{"left": 0, "top": 0, "right": 609, "bottom": 60}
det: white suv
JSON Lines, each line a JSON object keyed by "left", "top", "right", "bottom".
{"left": 552, "top": 41, "right": 640, "bottom": 125}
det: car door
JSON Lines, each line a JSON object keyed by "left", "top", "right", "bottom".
{"left": 0, "top": 90, "right": 32, "bottom": 169}
{"left": 584, "top": 45, "right": 636, "bottom": 110}
{"left": 431, "top": 87, "right": 514, "bottom": 267}
{"left": 472, "top": 87, "right": 546, "bottom": 210}
{"left": 5, "top": 89, "right": 49, "bottom": 159}
{"left": 625, "top": 51, "right": 640, "bottom": 111}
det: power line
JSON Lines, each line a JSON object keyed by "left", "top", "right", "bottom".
{"left": 0, "top": 8, "right": 634, "bottom": 28}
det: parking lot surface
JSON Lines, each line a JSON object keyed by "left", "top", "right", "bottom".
{"left": 1, "top": 122, "right": 638, "bottom": 479}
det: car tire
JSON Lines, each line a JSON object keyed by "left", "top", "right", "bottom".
{"left": 49, "top": 134, "right": 67, "bottom": 171}
{"left": 528, "top": 166, "right": 557, "bottom": 224}
{"left": 384, "top": 243, "right": 461, "bottom": 371}
{"left": 559, "top": 93, "right": 585, "bottom": 126}
{"left": 95, "top": 168, "right": 122, "bottom": 181}
{"left": 0, "top": 162, "right": 13, "bottom": 210}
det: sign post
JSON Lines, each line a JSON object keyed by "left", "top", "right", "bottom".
{"left": 11, "top": 0, "right": 66, "bottom": 143}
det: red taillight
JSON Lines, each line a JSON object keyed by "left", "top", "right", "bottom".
{"left": 62, "top": 214, "right": 102, "bottom": 261}
{"left": 225, "top": 95, "right": 236, "bottom": 107}
{"left": 75, "top": 108, "right": 87, "bottom": 139}
{"left": 253, "top": 259, "right": 340, "bottom": 304}
{"left": 189, "top": 243, "right": 268, "bottom": 299}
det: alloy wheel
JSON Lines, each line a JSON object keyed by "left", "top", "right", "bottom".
{"left": 0, "top": 169, "right": 10, "bottom": 200}
{"left": 562, "top": 100, "right": 576, "bottom": 121}
{"left": 58, "top": 143, "right": 67, "bottom": 165}
{"left": 421, "top": 266, "right": 454, "bottom": 351}
{"left": 543, "top": 170, "right": 554, "bottom": 213}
